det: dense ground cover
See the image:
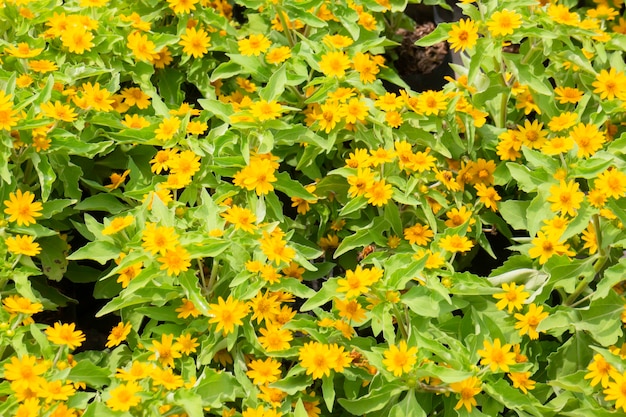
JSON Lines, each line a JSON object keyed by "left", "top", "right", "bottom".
{"left": 1, "top": 0, "right": 626, "bottom": 415}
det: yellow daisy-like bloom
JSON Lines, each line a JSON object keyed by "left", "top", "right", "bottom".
{"left": 106, "top": 381, "right": 142, "bottom": 412}
{"left": 450, "top": 376, "right": 482, "bottom": 411}
{"left": 477, "top": 338, "right": 516, "bottom": 372}
{"left": 167, "top": 0, "right": 198, "bottom": 14}
{"left": 4, "top": 190, "right": 43, "bottom": 226}
{"left": 102, "top": 215, "right": 134, "bottom": 235}
{"left": 158, "top": 245, "right": 191, "bottom": 276}
{"left": 120, "top": 87, "right": 151, "bottom": 109}
{"left": 155, "top": 117, "right": 181, "bottom": 141}
{"left": 45, "top": 322, "right": 86, "bottom": 350}
{"left": 319, "top": 51, "right": 351, "bottom": 78}
{"left": 266, "top": 46, "right": 291, "bottom": 64}
{"left": 475, "top": 183, "right": 501, "bottom": 211}
{"left": 258, "top": 324, "right": 293, "bottom": 352}
{"left": 5, "top": 235, "right": 41, "bottom": 257}
{"left": 547, "top": 4, "right": 580, "bottom": 26}
{"left": 248, "top": 290, "right": 280, "bottom": 324}
{"left": 595, "top": 168, "right": 626, "bottom": 199}
{"left": 81, "top": 82, "right": 115, "bottom": 112}
{"left": 508, "top": 371, "right": 536, "bottom": 394}
{"left": 592, "top": 68, "right": 626, "bottom": 101}
{"left": 570, "top": 122, "right": 606, "bottom": 158}
{"left": 246, "top": 357, "right": 282, "bottom": 386}
{"left": 365, "top": 179, "right": 393, "bottom": 207}
{"left": 207, "top": 295, "right": 250, "bottom": 335}
{"left": 584, "top": 354, "right": 614, "bottom": 388}
{"left": 238, "top": 33, "right": 271, "bottom": 56}
{"left": 493, "top": 282, "right": 529, "bottom": 313}
{"left": 180, "top": 27, "right": 211, "bottom": 58}
{"left": 547, "top": 180, "right": 584, "bottom": 216}
{"left": 439, "top": 234, "right": 473, "bottom": 253}
{"left": 299, "top": 342, "right": 334, "bottom": 379}
{"left": 2, "top": 295, "right": 43, "bottom": 315}
{"left": 250, "top": 99, "right": 283, "bottom": 121}
{"left": 337, "top": 265, "right": 382, "bottom": 298}
{"left": 259, "top": 231, "right": 295, "bottom": 265}
{"left": 40, "top": 100, "right": 78, "bottom": 122}
{"left": 122, "top": 114, "right": 150, "bottom": 129}
{"left": 448, "top": 18, "right": 479, "bottom": 52}
{"left": 141, "top": 222, "right": 179, "bottom": 255}
{"left": 603, "top": 370, "right": 626, "bottom": 412}
{"left": 175, "top": 298, "right": 201, "bottom": 319}
{"left": 105, "top": 322, "right": 132, "bottom": 348}
{"left": 403, "top": 223, "right": 434, "bottom": 246}
{"left": 554, "top": 86, "right": 583, "bottom": 104}
{"left": 514, "top": 303, "right": 549, "bottom": 340}
{"left": 4, "top": 42, "right": 43, "bottom": 58}
{"left": 221, "top": 205, "right": 257, "bottom": 232}
{"left": 528, "top": 231, "right": 570, "bottom": 265}
{"left": 127, "top": 31, "right": 157, "bottom": 62}
{"left": 176, "top": 333, "right": 199, "bottom": 355}
{"left": 148, "top": 334, "right": 182, "bottom": 368}
{"left": 0, "top": 91, "right": 19, "bottom": 131}
{"left": 61, "top": 26, "right": 94, "bottom": 54}
{"left": 382, "top": 340, "right": 418, "bottom": 377}
{"left": 487, "top": 9, "right": 522, "bottom": 37}
{"left": 3, "top": 355, "right": 48, "bottom": 389}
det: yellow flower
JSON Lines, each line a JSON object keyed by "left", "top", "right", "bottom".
{"left": 246, "top": 357, "right": 282, "bottom": 385}
{"left": 508, "top": 371, "right": 536, "bottom": 394}
{"left": 382, "top": 340, "right": 418, "bottom": 377}
{"left": 352, "top": 52, "right": 379, "bottom": 84}
{"left": 570, "top": 122, "right": 605, "bottom": 158}
{"left": 493, "top": 282, "right": 529, "bottom": 313}
{"left": 603, "top": 370, "right": 626, "bottom": 412}
{"left": 258, "top": 324, "right": 293, "bottom": 352}
{"left": 3, "top": 355, "right": 48, "bottom": 390}
{"left": 581, "top": 223, "right": 598, "bottom": 254}
{"left": 365, "top": 179, "right": 393, "bottom": 207}
{"left": 81, "top": 82, "right": 115, "bottom": 112}
{"left": 248, "top": 290, "right": 280, "bottom": 324}
{"left": 299, "top": 342, "right": 333, "bottom": 379}
{"left": 547, "top": 4, "right": 580, "bottom": 26}
{"left": 337, "top": 265, "right": 382, "bottom": 298}
{"left": 2, "top": 295, "right": 43, "bottom": 315}
{"left": 167, "top": 0, "right": 198, "bottom": 14}
{"left": 487, "top": 9, "right": 522, "bottom": 37}
{"left": 61, "top": 26, "right": 94, "bottom": 54}
{"left": 102, "top": 215, "right": 134, "bottom": 235}
{"left": 176, "top": 298, "right": 201, "bottom": 318}
{"left": 154, "top": 117, "right": 181, "bottom": 140}
{"left": 450, "top": 376, "right": 481, "bottom": 411}
{"left": 148, "top": 334, "right": 182, "bottom": 367}
{"left": 180, "top": 27, "right": 211, "bottom": 58}
{"left": 221, "top": 205, "right": 257, "bottom": 232}
{"left": 595, "top": 168, "right": 626, "bottom": 199}
{"left": 592, "top": 68, "right": 626, "bottom": 101}
{"left": 106, "top": 381, "right": 142, "bottom": 412}
{"left": 126, "top": 31, "right": 157, "bottom": 62}
{"left": 158, "top": 245, "right": 191, "bottom": 276}
{"left": 439, "top": 234, "right": 473, "bottom": 253}
{"left": 477, "top": 338, "right": 516, "bottom": 372}
{"left": 250, "top": 99, "right": 283, "bottom": 121}
{"left": 266, "top": 46, "right": 291, "bottom": 64}
{"left": 585, "top": 354, "right": 614, "bottom": 388}
{"left": 335, "top": 298, "right": 367, "bottom": 323}
{"left": 475, "top": 183, "right": 501, "bottom": 211}
{"left": 319, "top": 51, "right": 351, "bottom": 78}
{"left": 238, "top": 34, "right": 271, "bottom": 56}
{"left": 208, "top": 295, "right": 250, "bottom": 335}
{"left": 105, "top": 169, "right": 130, "bottom": 190}
{"left": 3, "top": 190, "right": 42, "bottom": 226}
{"left": 415, "top": 90, "right": 447, "bottom": 116}
{"left": 259, "top": 231, "right": 295, "bottom": 265}
{"left": 105, "top": 322, "right": 132, "bottom": 348}
{"left": 554, "top": 86, "right": 583, "bottom": 104}
{"left": 404, "top": 223, "right": 434, "bottom": 246}
{"left": 176, "top": 333, "right": 199, "bottom": 355}
{"left": 528, "top": 231, "right": 571, "bottom": 265}
{"left": 45, "top": 322, "right": 86, "bottom": 350}
{"left": 141, "top": 222, "right": 179, "bottom": 255}
{"left": 40, "top": 101, "right": 77, "bottom": 122}
{"left": 514, "top": 303, "right": 549, "bottom": 340}
{"left": 547, "top": 180, "right": 584, "bottom": 216}
{"left": 5, "top": 235, "right": 41, "bottom": 257}
{"left": 120, "top": 87, "right": 151, "bottom": 109}
{"left": 448, "top": 19, "right": 478, "bottom": 52}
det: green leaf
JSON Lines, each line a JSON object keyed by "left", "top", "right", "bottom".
{"left": 68, "top": 360, "right": 111, "bottom": 388}
{"left": 401, "top": 285, "right": 441, "bottom": 318}
{"left": 259, "top": 63, "right": 286, "bottom": 101}
{"left": 81, "top": 402, "right": 123, "bottom": 417}
{"left": 339, "top": 196, "right": 368, "bottom": 217}
{"left": 593, "top": 258, "right": 626, "bottom": 300}
{"left": 38, "top": 235, "right": 69, "bottom": 282}
{"left": 67, "top": 241, "right": 120, "bottom": 265}
{"left": 389, "top": 391, "right": 425, "bottom": 417}
{"left": 274, "top": 171, "right": 317, "bottom": 199}
{"left": 338, "top": 382, "right": 405, "bottom": 415}
{"left": 31, "top": 152, "right": 56, "bottom": 202}
{"left": 322, "top": 375, "right": 335, "bottom": 412}
{"left": 300, "top": 279, "right": 339, "bottom": 311}
{"left": 186, "top": 239, "right": 230, "bottom": 258}
{"left": 173, "top": 390, "right": 204, "bottom": 417}
{"left": 195, "top": 368, "right": 244, "bottom": 408}
{"left": 483, "top": 379, "right": 555, "bottom": 417}
{"left": 178, "top": 271, "right": 210, "bottom": 316}
{"left": 415, "top": 23, "right": 451, "bottom": 46}
{"left": 576, "top": 290, "right": 624, "bottom": 346}
{"left": 74, "top": 194, "right": 127, "bottom": 214}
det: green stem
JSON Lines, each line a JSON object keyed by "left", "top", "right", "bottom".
{"left": 391, "top": 302, "right": 409, "bottom": 340}
{"left": 206, "top": 260, "right": 219, "bottom": 297}
{"left": 273, "top": 5, "right": 296, "bottom": 48}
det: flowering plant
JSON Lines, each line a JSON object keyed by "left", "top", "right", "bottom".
{"left": 1, "top": 0, "right": 626, "bottom": 416}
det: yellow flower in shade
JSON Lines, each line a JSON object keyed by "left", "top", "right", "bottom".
{"left": 238, "top": 34, "right": 271, "bottom": 56}
{"left": 382, "top": 340, "right": 418, "bottom": 377}
{"left": 40, "top": 101, "right": 77, "bottom": 122}
{"left": 167, "top": 0, "right": 198, "bottom": 14}
{"left": 3, "top": 190, "right": 43, "bottom": 226}
{"left": 514, "top": 303, "right": 549, "bottom": 340}
{"left": 595, "top": 168, "right": 626, "bottom": 199}
{"left": 148, "top": 334, "right": 182, "bottom": 367}
{"left": 176, "top": 333, "right": 199, "bottom": 355}
{"left": 180, "top": 27, "right": 211, "bottom": 58}
{"left": 335, "top": 298, "right": 367, "bottom": 323}
{"left": 258, "top": 324, "right": 293, "bottom": 352}
{"left": 141, "top": 222, "right": 179, "bottom": 255}
{"left": 61, "top": 26, "right": 94, "bottom": 54}
{"left": 603, "top": 371, "right": 626, "bottom": 412}
{"left": 365, "top": 179, "right": 393, "bottom": 207}
{"left": 208, "top": 295, "right": 250, "bottom": 335}
{"left": 487, "top": 9, "right": 522, "bottom": 37}
{"left": 477, "top": 339, "right": 516, "bottom": 372}
{"left": 592, "top": 68, "right": 626, "bottom": 101}
{"left": 176, "top": 298, "right": 201, "bottom": 319}
{"left": 105, "top": 322, "right": 132, "bottom": 348}
{"left": 414, "top": 248, "right": 445, "bottom": 269}
{"left": 151, "top": 46, "right": 173, "bottom": 68}
{"left": 155, "top": 117, "right": 181, "bottom": 140}
{"left": 450, "top": 376, "right": 481, "bottom": 411}
{"left": 352, "top": 52, "right": 380, "bottom": 84}
{"left": 106, "top": 381, "right": 142, "bottom": 412}
{"left": 529, "top": 231, "right": 571, "bottom": 265}
{"left": 45, "top": 322, "right": 86, "bottom": 350}
{"left": 259, "top": 231, "right": 296, "bottom": 265}
{"left": 547, "top": 180, "right": 584, "bottom": 216}
{"left": 102, "top": 215, "right": 134, "bottom": 235}
{"left": 5, "top": 235, "right": 41, "bottom": 257}
{"left": 3, "top": 355, "right": 48, "bottom": 390}
{"left": 250, "top": 99, "right": 283, "bottom": 121}
{"left": 246, "top": 357, "right": 282, "bottom": 385}
{"left": 434, "top": 169, "right": 461, "bottom": 191}
{"left": 475, "top": 183, "right": 501, "bottom": 211}
{"left": 265, "top": 46, "right": 291, "bottom": 64}
{"left": 299, "top": 342, "right": 334, "bottom": 379}
{"left": 2, "top": 295, "right": 43, "bottom": 315}
{"left": 448, "top": 19, "right": 478, "bottom": 52}
{"left": 581, "top": 223, "right": 598, "bottom": 254}
{"left": 152, "top": 367, "right": 184, "bottom": 390}
{"left": 29, "top": 59, "right": 58, "bottom": 73}
{"left": 585, "top": 354, "right": 614, "bottom": 388}
{"left": 158, "top": 245, "right": 191, "bottom": 276}
{"left": 493, "top": 282, "right": 529, "bottom": 313}
{"left": 347, "top": 168, "right": 375, "bottom": 198}
{"left": 120, "top": 87, "right": 151, "bottom": 109}
{"left": 508, "top": 371, "right": 536, "bottom": 394}
{"left": 14, "top": 397, "right": 41, "bottom": 416}
{"left": 116, "top": 260, "right": 143, "bottom": 289}
{"left": 115, "top": 361, "right": 153, "bottom": 381}
{"left": 439, "top": 235, "right": 473, "bottom": 253}
{"left": 319, "top": 51, "right": 351, "bottom": 78}
{"left": 4, "top": 42, "right": 43, "bottom": 58}
{"left": 104, "top": 170, "right": 130, "bottom": 190}
{"left": 570, "top": 122, "right": 605, "bottom": 158}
